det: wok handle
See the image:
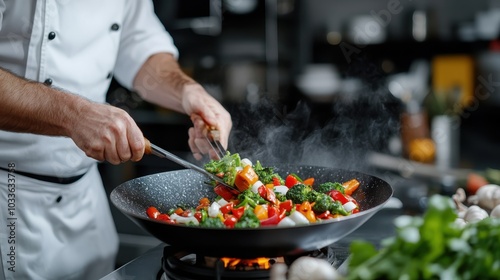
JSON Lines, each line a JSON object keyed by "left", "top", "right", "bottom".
{"left": 143, "top": 137, "right": 238, "bottom": 191}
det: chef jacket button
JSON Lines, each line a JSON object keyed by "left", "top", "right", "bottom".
{"left": 111, "top": 23, "right": 120, "bottom": 31}
{"left": 106, "top": 72, "right": 112, "bottom": 79}
{"left": 44, "top": 78, "right": 53, "bottom": 85}
{"left": 48, "top": 31, "right": 56, "bottom": 40}
{"left": 56, "top": 196, "right": 62, "bottom": 203}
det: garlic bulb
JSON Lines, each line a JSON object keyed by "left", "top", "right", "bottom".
{"left": 490, "top": 204, "right": 500, "bottom": 218}
{"left": 468, "top": 184, "right": 500, "bottom": 210}
{"left": 287, "top": 256, "right": 342, "bottom": 280}
{"left": 463, "top": 205, "right": 489, "bottom": 223}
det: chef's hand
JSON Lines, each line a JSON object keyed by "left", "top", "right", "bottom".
{"left": 182, "top": 84, "right": 232, "bottom": 160}
{"left": 68, "top": 100, "right": 145, "bottom": 165}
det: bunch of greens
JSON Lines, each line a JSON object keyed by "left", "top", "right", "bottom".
{"left": 204, "top": 152, "right": 241, "bottom": 186}
{"left": 348, "top": 195, "right": 500, "bottom": 280}
{"left": 253, "top": 160, "right": 284, "bottom": 185}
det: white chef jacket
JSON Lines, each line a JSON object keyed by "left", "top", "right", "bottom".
{"left": 0, "top": 0, "right": 178, "bottom": 279}
{"left": 0, "top": 0, "right": 178, "bottom": 178}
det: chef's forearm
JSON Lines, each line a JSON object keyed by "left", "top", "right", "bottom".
{"left": 132, "top": 53, "right": 198, "bottom": 114}
{"left": 0, "top": 68, "right": 81, "bottom": 137}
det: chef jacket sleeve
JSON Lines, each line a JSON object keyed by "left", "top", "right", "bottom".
{"left": 0, "top": 0, "right": 6, "bottom": 30}
{"left": 113, "top": 0, "right": 179, "bottom": 90}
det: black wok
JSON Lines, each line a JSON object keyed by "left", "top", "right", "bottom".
{"left": 110, "top": 165, "right": 392, "bottom": 258}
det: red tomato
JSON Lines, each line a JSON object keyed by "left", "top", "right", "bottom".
{"left": 327, "top": 190, "right": 349, "bottom": 204}
{"left": 224, "top": 215, "right": 238, "bottom": 228}
{"left": 146, "top": 206, "right": 160, "bottom": 219}
{"left": 285, "top": 174, "right": 299, "bottom": 188}
{"left": 467, "top": 173, "right": 488, "bottom": 195}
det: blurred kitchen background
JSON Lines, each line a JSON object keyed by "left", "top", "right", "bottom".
{"left": 100, "top": 0, "right": 500, "bottom": 266}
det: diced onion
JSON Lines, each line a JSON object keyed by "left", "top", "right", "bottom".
{"left": 277, "top": 217, "right": 296, "bottom": 227}
{"left": 273, "top": 185, "right": 289, "bottom": 195}
{"left": 241, "top": 158, "right": 253, "bottom": 167}
{"left": 289, "top": 211, "right": 309, "bottom": 225}
{"left": 251, "top": 180, "right": 264, "bottom": 193}
{"left": 208, "top": 202, "right": 221, "bottom": 218}
{"left": 216, "top": 198, "right": 229, "bottom": 207}
{"left": 170, "top": 213, "right": 199, "bottom": 225}
{"left": 343, "top": 201, "right": 357, "bottom": 212}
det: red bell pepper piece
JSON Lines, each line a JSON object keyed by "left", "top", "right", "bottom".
{"left": 219, "top": 202, "right": 234, "bottom": 215}
{"left": 260, "top": 213, "right": 279, "bottom": 226}
{"left": 260, "top": 209, "right": 286, "bottom": 226}
{"left": 146, "top": 206, "right": 160, "bottom": 219}
{"left": 214, "top": 184, "right": 236, "bottom": 200}
{"left": 258, "top": 185, "right": 277, "bottom": 204}
{"left": 193, "top": 212, "right": 203, "bottom": 222}
{"left": 328, "top": 190, "right": 349, "bottom": 204}
{"left": 232, "top": 206, "right": 245, "bottom": 220}
{"left": 279, "top": 200, "right": 293, "bottom": 212}
{"left": 285, "top": 174, "right": 299, "bottom": 188}
{"left": 224, "top": 215, "right": 238, "bottom": 228}
{"left": 316, "top": 211, "right": 330, "bottom": 219}
{"left": 268, "top": 205, "right": 277, "bottom": 217}
{"left": 273, "top": 177, "right": 282, "bottom": 186}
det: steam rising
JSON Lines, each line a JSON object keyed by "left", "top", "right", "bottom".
{"left": 230, "top": 89, "right": 399, "bottom": 172}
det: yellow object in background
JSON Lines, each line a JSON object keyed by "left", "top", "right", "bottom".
{"left": 408, "top": 137, "right": 436, "bottom": 164}
{"left": 432, "top": 55, "right": 474, "bottom": 107}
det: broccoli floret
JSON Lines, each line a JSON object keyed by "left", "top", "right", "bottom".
{"left": 307, "top": 190, "right": 320, "bottom": 202}
{"left": 204, "top": 152, "right": 241, "bottom": 186}
{"left": 312, "top": 193, "right": 334, "bottom": 213}
{"left": 199, "top": 217, "right": 225, "bottom": 228}
{"left": 235, "top": 209, "right": 260, "bottom": 228}
{"left": 329, "top": 200, "right": 349, "bottom": 216}
{"left": 253, "top": 160, "right": 284, "bottom": 185}
{"left": 286, "top": 184, "right": 312, "bottom": 204}
{"left": 316, "top": 182, "right": 345, "bottom": 194}
{"left": 275, "top": 192, "right": 287, "bottom": 202}
{"left": 236, "top": 189, "right": 266, "bottom": 208}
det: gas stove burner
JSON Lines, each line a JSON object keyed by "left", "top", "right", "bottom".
{"left": 158, "top": 245, "right": 347, "bottom": 280}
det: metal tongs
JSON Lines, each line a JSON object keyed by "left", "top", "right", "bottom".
{"left": 204, "top": 126, "right": 226, "bottom": 160}
{"left": 143, "top": 137, "right": 239, "bottom": 193}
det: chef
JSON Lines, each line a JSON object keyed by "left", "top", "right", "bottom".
{"left": 0, "top": 1, "right": 232, "bottom": 279}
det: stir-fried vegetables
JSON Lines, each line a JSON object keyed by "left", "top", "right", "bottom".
{"left": 146, "top": 152, "right": 361, "bottom": 228}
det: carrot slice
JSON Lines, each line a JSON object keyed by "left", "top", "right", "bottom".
{"left": 234, "top": 165, "right": 259, "bottom": 191}
{"left": 303, "top": 177, "right": 315, "bottom": 186}
{"left": 342, "top": 179, "right": 360, "bottom": 196}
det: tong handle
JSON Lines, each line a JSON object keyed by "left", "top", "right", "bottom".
{"left": 205, "top": 127, "right": 227, "bottom": 160}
